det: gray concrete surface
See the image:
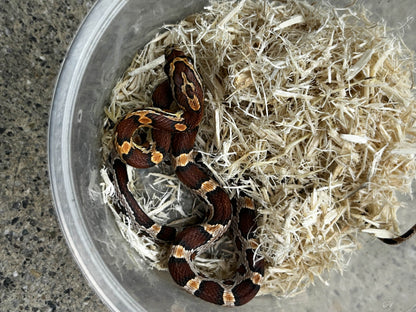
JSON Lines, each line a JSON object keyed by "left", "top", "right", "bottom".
{"left": 1, "top": 1, "right": 107, "bottom": 311}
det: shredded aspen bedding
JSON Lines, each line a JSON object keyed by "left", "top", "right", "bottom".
{"left": 100, "top": 0, "right": 416, "bottom": 297}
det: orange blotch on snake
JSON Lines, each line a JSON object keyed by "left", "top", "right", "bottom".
{"left": 243, "top": 197, "right": 255, "bottom": 210}
{"left": 118, "top": 141, "right": 132, "bottom": 155}
{"left": 249, "top": 239, "right": 259, "bottom": 250}
{"left": 223, "top": 291, "right": 235, "bottom": 306}
{"left": 186, "top": 278, "right": 201, "bottom": 293}
{"left": 172, "top": 245, "right": 186, "bottom": 259}
{"left": 187, "top": 97, "right": 200, "bottom": 112}
{"left": 204, "top": 224, "right": 223, "bottom": 236}
{"left": 201, "top": 180, "right": 218, "bottom": 193}
{"left": 151, "top": 151, "right": 164, "bottom": 164}
{"left": 175, "top": 153, "right": 190, "bottom": 167}
{"left": 139, "top": 115, "right": 152, "bottom": 125}
{"left": 180, "top": 72, "right": 201, "bottom": 112}
{"left": 251, "top": 272, "right": 263, "bottom": 285}
{"left": 175, "top": 124, "right": 187, "bottom": 131}
{"left": 150, "top": 223, "right": 162, "bottom": 235}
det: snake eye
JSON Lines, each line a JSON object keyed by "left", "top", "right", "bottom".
{"left": 186, "top": 56, "right": 194, "bottom": 64}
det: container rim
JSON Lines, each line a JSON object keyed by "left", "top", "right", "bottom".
{"left": 47, "top": 0, "right": 143, "bottom": 311}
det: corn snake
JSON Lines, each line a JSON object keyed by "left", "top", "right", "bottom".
{"left": 110, "top": 46, "right": 264, "bottom": 306}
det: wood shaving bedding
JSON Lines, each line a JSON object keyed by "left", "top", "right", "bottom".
{"left": 100, "top": 0, "right": 416, "bottom": 297}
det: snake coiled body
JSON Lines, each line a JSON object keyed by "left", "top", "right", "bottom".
{"left": 111, "top": 46, "right": 264, "bottom": 306}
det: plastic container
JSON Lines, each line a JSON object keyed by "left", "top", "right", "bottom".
{"left": 49, "top": 1, "right": 416, "bottom": 311}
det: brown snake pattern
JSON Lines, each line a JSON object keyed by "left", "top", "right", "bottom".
{"left": 111, "top": 46, "right": 264, "bottom": 306}
{"left": 109, "top": 45, "right": 416, "bottom": 306}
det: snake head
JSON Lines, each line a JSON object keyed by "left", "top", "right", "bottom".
{"left": 165, "top": 44, "right": 185, "bottom": 63}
